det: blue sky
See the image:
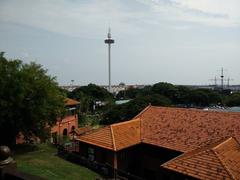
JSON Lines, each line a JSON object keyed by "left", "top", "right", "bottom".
{"left": 0, "top": 0, "right": 240, "bottom": 86}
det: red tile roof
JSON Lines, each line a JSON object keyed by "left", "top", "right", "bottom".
{"left": 162, "top": 137, "right": 240, "bottom": 180}
{"left": 77, "top": 105, "right": 240, "bottom": 179}
{"left": 78, "top": 118, "right": 141, "bottom": 151}
{"left": 79, "top": 126, "right": 114, "bottom": 150}
{"left": 111, "top": 118, "right": 141, "bottom": 151}
{"left": 78, "top": 105, "right": 240, "bottom": 153}
{"left": 138, "top": 106, "right": 240, "bottom": 152}
{"left": 65, "top": 98, "right": 80, "bottom": 106}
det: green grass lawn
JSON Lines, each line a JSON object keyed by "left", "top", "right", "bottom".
{"left": 14, "top": 143, "right": 101, "bottom": 180}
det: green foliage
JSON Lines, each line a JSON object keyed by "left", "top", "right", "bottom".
{"left": 188, "top": 89, "right": 209, "bottom": 106}
{"left": 101, "top": 94, "right": 172, "bottom": 125}
{"left": 103, "top": 82, "right": 231, "bottom": 124}
{"left": 152, "top": 82, "right": 179, "bottom": 102}
{"left": 175, "top": 85, "right": 191, "bottom": 104}
{"left": 68, "top": 83, "right": 113, "bottom": 113}
{"left": 78, "top": 114, "right": 100, "bottom": 127}
{"left": 224, "top": 93, "right": 240, "bottom": 106}
{"left": 116, "top": 86, "right": 152, "bottom": 100}
{"left": 188, "top": 89, "right": 223, "bottom": 106}
{"left": 0, "top": 54, "right": 65, "bottom": 145}
{"left": 70, "top": 83, "right": 112, "bottom": 100}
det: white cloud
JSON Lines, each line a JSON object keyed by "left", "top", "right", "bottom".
{"left": 0, "top": 0, "right": 239, "bottom": 40}
{"left": 0, "top": 0, "right": 148, "bottom": 37}
{"left": 139, "top": 0, "right": 240, "bottom": 27}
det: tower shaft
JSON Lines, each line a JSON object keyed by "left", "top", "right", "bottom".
{"left": 104, "top": 28, "right": 114, "bottom": 92}
{"left": 221, "top": 67, "right": 224, "bottom": 90}
{"left": 108, "top": 44, "right": 111, "bottom": 92}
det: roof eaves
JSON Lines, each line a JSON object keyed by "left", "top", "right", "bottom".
{"left": 117, "top": 142, "right": 142, "bottom": 151}
{"left": 77, "top": 138, "right": 114, "bottom": 151}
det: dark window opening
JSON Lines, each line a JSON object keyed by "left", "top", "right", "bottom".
{"left": 63, "top": 128, "right": 68, "bottom": 136}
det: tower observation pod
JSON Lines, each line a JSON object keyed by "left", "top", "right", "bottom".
{"left": 104, "top": 28, "right": 114, "bottom": 92}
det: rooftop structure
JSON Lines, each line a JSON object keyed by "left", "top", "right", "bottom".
{"left": 77, "top": 105, "right": 240, "bottom": 179}
{"left": 162, "top": 137, "right": 240, "bottom": 179}
{"left": 78, "top": 106, "right": 240, "bottom": 153}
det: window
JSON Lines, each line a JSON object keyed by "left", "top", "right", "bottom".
{"left": 63, "top": 128, "right": 68, "bottom": 136}
{"left": 88, "top": 147, "right": 95, "bottom": 161}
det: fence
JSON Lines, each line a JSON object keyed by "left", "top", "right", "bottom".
{"left": 57, "top": 146, "right": 145, "bottom": 180}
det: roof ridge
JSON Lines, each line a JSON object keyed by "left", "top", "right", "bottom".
{"left": 212, "top": 137, "right": 233, "bottom": 150}
{"left": 110, "top": 125, "right": 116, "bottom": 151}
{"left": 162, "top": 139, "right": 231, "bottom": 168}
{"left": 65, "top": 98, "right": 80, "bottom": 103}
{"left": 149, "top": 105, "right": 240, "bottom": 115}
{"left": 111, "top": 118, "right": 140, "bottom": 127}
{"left": 78, "top": 138, "right": 113, "bottom": 150}
{"left": 133, "top": 104, "right": 152, "bottom": 119}
{"left": 212, "top": 149, "right": 236, "bottom": 180}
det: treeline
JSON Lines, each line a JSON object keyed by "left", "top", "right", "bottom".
{"left": 102, "top": 82, "right": 240, "bottom": 125}
{"left": 67, "top": 84, "right": 113, "bottom": 113}
{"left": 66, "top": 82, "right": 240, "bottom": 126}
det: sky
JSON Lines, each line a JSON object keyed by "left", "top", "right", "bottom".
{"left": 0, "top": 0, "right": 240, "bottom": 86}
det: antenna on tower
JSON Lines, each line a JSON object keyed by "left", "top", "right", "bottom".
{"left": 108, "top": 28, "right": 111, "bottom": 38}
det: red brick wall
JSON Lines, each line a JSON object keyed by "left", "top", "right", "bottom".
{"left": 16, "top": 114, "right": 78, "bottom": 144}
{"left": 51, "top": 114, "right": 78, "bottom": 136}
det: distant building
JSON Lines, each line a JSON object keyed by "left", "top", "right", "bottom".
{"left": 101, "top": 84, "right": 146, "bottom": 94}
{"left": 60, "top": 85, "right": 80, "bottom": 92}
{"left": 16, "top": 98, "right": 80, "bottom": 144}
{"left": 51, "top": 98, "right": 80, "bottom": 144}
{"left": 75, "top": 105, "right": 240, "bottom": 180}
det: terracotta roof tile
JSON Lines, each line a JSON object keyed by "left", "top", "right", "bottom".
{"left": 213, "top": 137, "right": 240, "bottom": 179}
{"left": 139, "top": 106, "right": 240, "bottom": 152}
{"left": 78, "top": 118, "right": 141, "bottom": 151}
{"left": 65, "top": 98, "right": 80, "bottom": 106}
{"left": 78, "top": 105, "right": 240, "bottom": 154}
{"left": 75, "top": 127, "right": 93, "bottom": 136}
{"left": 162, "top": 137, "right": 240, "bottom": 180}
{"left": 111, "top": 118, "right": 141, "bottom": 151}
{"left": 78, "top": 126, "right": 114, "bottom": 150}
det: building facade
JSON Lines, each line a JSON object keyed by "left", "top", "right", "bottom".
{"left": 51, "top": 98, "right": 80, "bottom": 144}
{"left": 16, "top": 98, "right": 80, "bottom": 144}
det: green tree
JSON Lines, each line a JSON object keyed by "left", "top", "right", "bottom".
{"left": 76, "top": 83, "right": 113, "bottom": 100}
{"left": 0, "top": 54, "right": 65, "bottom": 146}
{"left": 189, "top": 89, "right": 209, "bottom": 106}
{"left": 175, "top": 86, "right": 191, "bottom": 104}
{"left": 68, "top": 83, "right": 114, "bottom": 113}
{"left": 152, "top": 82, "right": 179, "bottom": 102}
{"left": 224, "top": 93, "right": 240, "bottom": 106}
{"left": 101, "top": 94, "right": 171, "bottom": 125}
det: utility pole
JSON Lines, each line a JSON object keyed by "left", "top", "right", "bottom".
{"left": 104, "top": 28, "right": 114, "bottom": 92}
